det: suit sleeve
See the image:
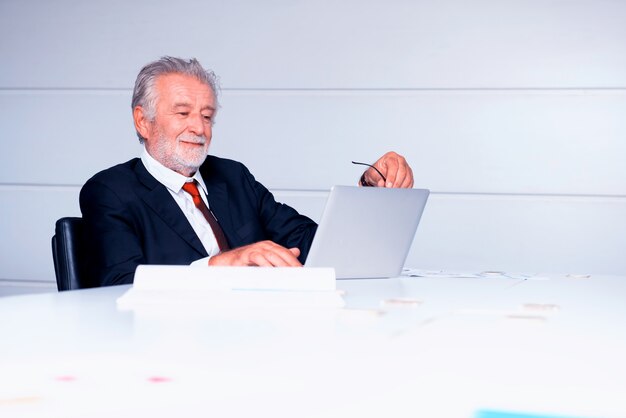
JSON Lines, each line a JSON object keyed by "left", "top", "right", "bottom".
{"left": 79, "top": 179, "right": 145, "bottom": 287}
{"left": 238, "top": 165, "right": 318, "bottom": 263}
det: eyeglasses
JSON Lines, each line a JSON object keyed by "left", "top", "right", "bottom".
{"left": 351, "top": 160, "right": 387, "bottom": 183}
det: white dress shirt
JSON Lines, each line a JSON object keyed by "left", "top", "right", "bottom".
{"left": 140, "top": 147, "right": 219, "bottom": 266}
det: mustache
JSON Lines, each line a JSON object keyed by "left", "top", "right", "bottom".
{"left": 177, "top": 135, "right": 206, "bottom": 145}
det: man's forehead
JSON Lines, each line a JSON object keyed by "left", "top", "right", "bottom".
{"left": 155, "top": 73, "right": 215, "bottom": 104}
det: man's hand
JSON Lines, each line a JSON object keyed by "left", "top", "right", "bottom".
{"left": 361, "top": 151, "right": 414, "bottom": 188}
{"left": 208, "top": 240, "right": 302, "bottom": 267}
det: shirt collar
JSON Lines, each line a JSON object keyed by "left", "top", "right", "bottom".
{"left": 140, "top": 146, "right": 208, "bottom": 195}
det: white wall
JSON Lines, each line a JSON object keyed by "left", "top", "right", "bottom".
{"left": 1, "top": 0, "right": 624, "bottom": 282}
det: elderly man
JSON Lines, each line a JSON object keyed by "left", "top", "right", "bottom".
{"left": 80, "top": 56, "right": 414, "bottom": 286}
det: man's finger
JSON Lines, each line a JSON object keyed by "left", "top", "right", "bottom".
{"left": 380, "top": 157, "right": 398, "bottom": 187}
{"left": 271, "top": 249, "right": 302, "bottom": 267}
{"left": 247, "top": 251, "right": 275, "bottom": 267}
{"left": 264, "top": 252, "right": 292, "bottom": 267}
{"left": 365, "top": 167, "right": 383, "bottom": 186}
{"left": 403, "top": 166, "right": 414, "bottom": 188}
{"left": 391, "top": 161, "right": 408, "bottom": 188}
{"left": 253, "top": 243, "right": 302, "bottom": 267}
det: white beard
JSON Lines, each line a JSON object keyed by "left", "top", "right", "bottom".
{"left": 151, "top": 132, "right": 209, "bottom": 176}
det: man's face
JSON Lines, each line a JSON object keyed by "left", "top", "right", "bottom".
{"left": 143, "top": 73, "right": 216, "bottom": 176}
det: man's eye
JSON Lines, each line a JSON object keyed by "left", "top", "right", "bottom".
{"left": 177, "top": 112, "right": 189, "bottom": 116}
{"left": 203, "top": 115, "right": 213, "bottom": 122}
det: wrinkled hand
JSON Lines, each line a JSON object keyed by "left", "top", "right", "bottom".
{"left": 208, "top": 240, "right": 302, "bottom": 267}
{"left": 361, "top": 151, "right": 414, "bottom": 188}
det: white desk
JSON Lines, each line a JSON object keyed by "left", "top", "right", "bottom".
{"left": 1, "top": 273, "right": 625, "bottom": 417}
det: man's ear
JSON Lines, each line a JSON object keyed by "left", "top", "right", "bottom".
{"left": 133, "top": 106, "right": 152, "bottom": 140}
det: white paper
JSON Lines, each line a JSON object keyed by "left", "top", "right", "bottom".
{"left": 117, "top": 265, "right": 343, "bottom": 309}
{"left": 117, "top": 289, "right": 345, "bottom": 309}
{"left": 133, "top": 265, "right": 336, "bottom": 291}
{"left": 401, "top": 268, "right": 548, "bottom": 280}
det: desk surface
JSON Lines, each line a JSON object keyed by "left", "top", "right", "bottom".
{"left": 1, "top": 273, "right": 625, "bottom": 418}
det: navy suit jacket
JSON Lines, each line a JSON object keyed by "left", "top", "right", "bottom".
{"left": 79, "top": 156, "right": 317, "bottom": 287}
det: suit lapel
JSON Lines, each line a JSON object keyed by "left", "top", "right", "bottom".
{"left": 134, "top": 161, "right": 208, "bottom": 257}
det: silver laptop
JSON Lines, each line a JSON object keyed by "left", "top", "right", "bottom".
{"left": 304, "top": 186, "right": 429, "bottom": 279}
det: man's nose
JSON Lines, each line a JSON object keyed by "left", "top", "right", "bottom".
{"left": 187, "top": 113, "right": 206, "bottom": 136}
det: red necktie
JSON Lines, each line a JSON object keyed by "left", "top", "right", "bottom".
{"left": 181, "top": 181, "right": 230, "bottom": 252}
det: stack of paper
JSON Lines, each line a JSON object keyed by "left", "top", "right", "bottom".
{"left": 117, "top": 265, "right": 344, "bottom": 309}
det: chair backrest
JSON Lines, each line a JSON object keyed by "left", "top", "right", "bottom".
{"left": 51, "top": 217, "right": 89, "bottom": 291}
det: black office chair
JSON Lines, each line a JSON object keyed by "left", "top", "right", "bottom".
{"left": 51, "top": 217, "right": 90, "bottom": 291}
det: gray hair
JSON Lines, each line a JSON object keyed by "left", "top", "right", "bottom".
{"left": 131, "top": 56, "right": 220, "bottom": 143}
